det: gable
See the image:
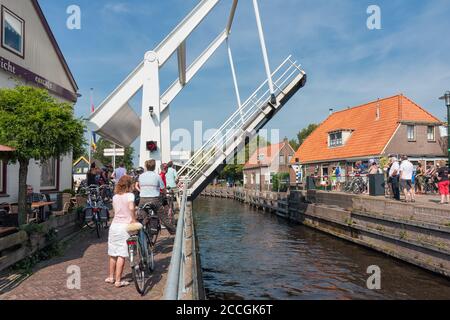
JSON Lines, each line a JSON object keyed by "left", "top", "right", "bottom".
{"left": 293, "top": 95, "right": 442, "bottom": 164}
{"left": 0, "top": 0, "right": 77, "bottom": 99}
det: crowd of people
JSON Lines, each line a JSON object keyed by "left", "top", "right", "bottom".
{"left": 384, "top": 155, "right": 449, "bottom": 204}
{"left": 84, "top": 159, "right": 178, "bottom": 289}
{"left": 318, "top": 156, "right": 450, "bottom": 204}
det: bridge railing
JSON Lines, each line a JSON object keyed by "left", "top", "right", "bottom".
{"left": 164, "top": 180, "right": 190, "bottom": 300}
{"left": 178, "top": 56, "right": 305, "bottom": 189}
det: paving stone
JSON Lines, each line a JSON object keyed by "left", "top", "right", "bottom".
{"left": 0, "top": 228, "right": 174, "bottom": 300}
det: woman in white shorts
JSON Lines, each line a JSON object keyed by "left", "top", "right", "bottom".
{"left": 105, "top": 175, "right": 137, "bottom": 288}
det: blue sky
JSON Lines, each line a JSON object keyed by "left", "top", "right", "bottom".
{"left": 40, "top": 0, "right": 450, "bottom": 152}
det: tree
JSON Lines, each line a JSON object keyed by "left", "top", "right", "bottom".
{"left": 0, "top": 86, "right": 86, "bottom": 225}
{"left": 290, "top": 123, "right": 319, "bottom": 150}
{"left": 220, "top": 135, "right": 271, "bottom": 182}
{"left": 92, "top": 138, "right": 134, "bottom": 170}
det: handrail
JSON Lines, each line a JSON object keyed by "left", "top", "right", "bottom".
{"left": 164, "top": 180, "right": 189, "bottom": 300}
{"left": 178, "top": 56, "right": 304, "bottom": 188}
{"left": 179, "top": 55, "right": 294, "bottom": 177}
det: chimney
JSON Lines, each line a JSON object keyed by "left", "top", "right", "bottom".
{"left": 329, "top": 108, "right": 334, "bottom": 115}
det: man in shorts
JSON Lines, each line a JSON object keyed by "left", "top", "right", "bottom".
{"left": 399, "top": 155, "right": 415, "bottom": 202}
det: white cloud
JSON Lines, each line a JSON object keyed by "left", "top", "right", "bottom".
{"left": 103, "top": 3, "right": 130, "bottom": 14}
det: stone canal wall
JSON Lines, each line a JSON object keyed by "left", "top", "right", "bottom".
{"left": 201, "top": 187, "right": 450, "bottom": 278}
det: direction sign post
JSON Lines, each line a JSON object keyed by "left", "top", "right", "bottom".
{"left": 104, "top": 146, "right": 125, "bottom": 169}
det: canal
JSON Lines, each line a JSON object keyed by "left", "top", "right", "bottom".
{"left": 194, "top": 197, "right": 450, "bottom": 300}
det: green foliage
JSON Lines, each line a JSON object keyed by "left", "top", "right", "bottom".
{"left": 62, "top": 189, "right": 76, "bottom": 196}
{"left": 20, "top": 223, "right": 46, "bottom": 236}
{"left": 13, "top": 228, "right": 63, "bottom": 275}
{"left": 290, "top": 123, "right": 319, "bottom": 150}
{"left": 0, "top": 86, "right": 86, "bottom": 224}
{"left": 92, "top": 138, "right": 134, "bottom": 170}
{"left": 0, "top": 86, "right": 86, "bottom": 162}
{"left": 272, "top": 172, "right": 290, "bottom": 192}
{"left": 220, "top": 136, "right": 271, "bottom": 182}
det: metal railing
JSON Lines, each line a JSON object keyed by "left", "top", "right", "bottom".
{"left": 164, "top": 180, "right": 190, "bottom": 300}
{"left": 178, "top": 56, "right": 305, "bottom": 190}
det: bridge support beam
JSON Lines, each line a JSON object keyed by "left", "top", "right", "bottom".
{"left": 140, "top": 51, "right": 163, "bottom": 168}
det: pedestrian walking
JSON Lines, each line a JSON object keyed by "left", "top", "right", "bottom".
{"left": 437, "top": 163, "right": 450, "bottom": 205}
{"left": 389, "top": 156, "right": 401, "bottom": 201}
{"left": 415, "top": 163, "right": 425, "bottom": 194}
{"left": 111, "top": 162, "right": 127, "bottom": 182}
{"left": 166, "top": 161, "right": 178, "bottom": 189}
{"left": 399, "top": 155, "right": 415, "bottom": 202}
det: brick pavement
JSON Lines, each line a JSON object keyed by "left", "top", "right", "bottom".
{"left": 0, "top": 228, "right": 174, "bottom": 300}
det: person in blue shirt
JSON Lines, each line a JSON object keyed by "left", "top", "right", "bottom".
{"left": 135, "top": 159, "right": 175, "bottom": 234}
{"left": 166, "top": 161, "right": 178, "bottom": 189}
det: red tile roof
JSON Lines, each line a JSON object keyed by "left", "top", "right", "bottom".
{"left": 0, "top": 145, "right": 15, "bottom": 152}
{"left": 244, "top": 142, "right": 285, "bottom": 170}
{"left": 292, "top": 95, "right": 442, "bottom": 164}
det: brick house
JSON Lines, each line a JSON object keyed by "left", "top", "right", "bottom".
{"left": 291, "top": 94, "right": 447, "bottom": 181}
{"left": 243, "top": 139, "right": 296, "bottom": 191}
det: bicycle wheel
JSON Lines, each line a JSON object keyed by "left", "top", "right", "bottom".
{"left": 96, "top": 218, "right": 102, "bottom": 239}
{"left": 131, "top": 242, "right": 146, "bottom": 295}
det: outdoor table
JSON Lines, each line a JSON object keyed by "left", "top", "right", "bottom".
{"left": 32, "top": 202, "right": 55, "bottom": 222}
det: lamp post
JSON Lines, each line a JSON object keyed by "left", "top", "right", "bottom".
{"left": 440, "top": 91, "right": 450, "bottom": 167}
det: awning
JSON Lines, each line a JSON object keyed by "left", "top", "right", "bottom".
{"left": 0, "top": 145, "right": 15, "bottom": 152}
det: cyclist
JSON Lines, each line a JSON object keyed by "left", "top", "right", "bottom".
{"left": 166, "top": 161, "right": 178, "bottom": 190}
{"left": 87, "top": 162, "right": 101, "bottom": 186}
{"left": 135, "top": 160, "right": 176, "bottom": 234}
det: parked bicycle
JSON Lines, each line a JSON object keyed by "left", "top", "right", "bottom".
{"left": 81, "top": 185, "right": 110, "bottom": 238}
{"left": 127, "top": 202, "right": 161, "bottom": 295}
{"left": 424, "top": 176, "right": 438, "bottom": 195}
{"left": 343, "top": 175, "right": 368, "bottom": 194}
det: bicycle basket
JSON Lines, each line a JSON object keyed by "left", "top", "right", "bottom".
{"left": 84, "top": 207, "right": 94, "bottom": 221}
{"left": 99, "top": 208, "right": 109, "bottom": 222}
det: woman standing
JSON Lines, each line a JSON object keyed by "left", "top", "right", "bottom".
{"left": 106, "top": 175, "right": 137, "bottom": 288}
{"left": 415, "top": 163, "right": 424, "bottom": 194}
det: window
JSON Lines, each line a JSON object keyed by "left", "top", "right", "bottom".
{"left": 329, "top": 131, "right": 343, "bottom": 147}
{"left": 279, "top": 155, "right": 285, "bottom": 165}
{"left": 407, "top": 125, "right": 416, "bottom": 141}
{"left": 427, "top": 126, "right": 435, "bottom": 142}
{"left": 0, "top": 160, "right": 5, "bottom": 194}
{"left": 41, "top": 158, "right": 58, "bottom": 190}
{"left": 2, "top": 7, "right": 24, "bottom": 58}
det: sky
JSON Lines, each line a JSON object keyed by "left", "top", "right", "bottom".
{"left": 39, "top": 0, "right": 450, "bottom": 158}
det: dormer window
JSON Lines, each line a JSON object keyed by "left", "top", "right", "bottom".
{"left": 329, "top": 131, "right": 343, "bottom": 147}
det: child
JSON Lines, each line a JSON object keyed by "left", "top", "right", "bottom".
{"left": 106, "top": 175, "right": 136, "bottom": 288}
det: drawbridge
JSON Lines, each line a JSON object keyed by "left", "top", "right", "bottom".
{"left": 88, "top": 0, "right": 307, "bottom": 199}
{"left": 88, "top": 0, "right": 307, "bottom": 300}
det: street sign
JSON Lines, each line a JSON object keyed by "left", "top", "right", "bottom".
{"left": 104, "top": 148, "right": 125, "bottom": 157}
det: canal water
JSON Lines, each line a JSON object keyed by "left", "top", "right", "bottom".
{"left": 194, "top": 197, "right": 450, "bottom": 300}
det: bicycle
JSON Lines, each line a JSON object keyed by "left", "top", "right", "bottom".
{"left": 127, "top": 202, "right": 161, "bottom": 295}
{"left": 82, "top": 185, "right": 110, "bottom": 238}
{"left": 343, "top": 175, "right": 368, "bottom": 194}
{"left": 163, "top": 188, "right": 177, "bottom": 228}
{"left": 424, "top": 176, "right": 438, "bottom": 195}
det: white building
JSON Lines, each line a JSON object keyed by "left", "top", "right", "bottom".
{"left": 0, "top": 0, "right": 79, "bottom": 203}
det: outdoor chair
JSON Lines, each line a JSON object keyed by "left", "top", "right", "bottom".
{"left": 0, "top": 203, "right": 11, "bottom": 213}
{"left": 52, "top": 193, "right": 73, "bottom": 217}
